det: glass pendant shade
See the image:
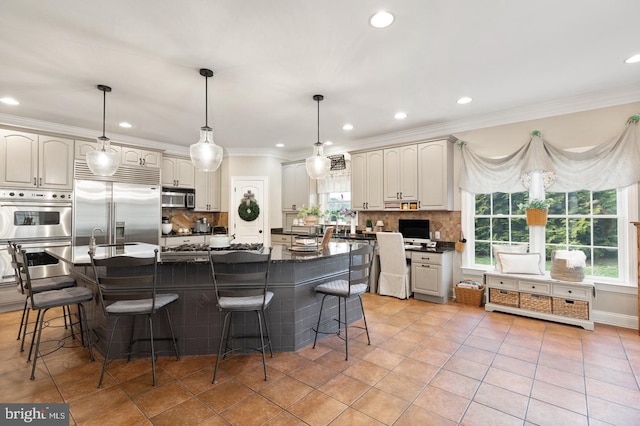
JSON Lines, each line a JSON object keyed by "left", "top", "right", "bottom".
{"left": 305, "top": 142, "right": 331, "bottom": 179}
{"left": 86, "top": 136, "right": 120, "bottom": 176}
{"left": 190, "top": 126, "right": 223, "bottom": 172}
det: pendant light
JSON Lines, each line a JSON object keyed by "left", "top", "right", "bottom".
{"left": 305, "top": 94, "right": 331, "bottom": 179}
{"left": 86, "top": 85, "right": 120, "bottom": 176}
{"left": 190, "top": 68, "right": 223, "bottom": 172}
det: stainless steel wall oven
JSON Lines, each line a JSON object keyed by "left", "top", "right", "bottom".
{"left": 0, "top": 189, "right": 72, "bottom": 286}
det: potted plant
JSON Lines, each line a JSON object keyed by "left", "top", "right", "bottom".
{"left": 297, "top": 205, "right": 321, "bottom": 225}
{"left": 518, "top": 198, "right": 553, "bottom": 226}
{"left": 365, "top": 219, "right": 373, "bottom": 232}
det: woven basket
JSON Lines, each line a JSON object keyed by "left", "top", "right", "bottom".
{"left": 525, "top": 208, "right": 548, "bottom": 226}
{"left": 550, "top": 254, "right": 584, "bottom": 282}
{"left": 489, "top": 288, "right": 519, "bottom": 307}
{"left": 520, "top": 293, "right": 552, "bottom": 313}
{"left": 552, "top": 297, "right": 589, "bottom": 320}
{"left": 455, "top": 285, "right": 484, "bottom": 307}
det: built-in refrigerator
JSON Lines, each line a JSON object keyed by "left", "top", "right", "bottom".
{"left": 73, "top": 180, "right": 160, "bottom": 246}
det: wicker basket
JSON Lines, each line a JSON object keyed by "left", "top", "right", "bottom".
{"left": 550, "top": 254, "right": 584, "bottom": 282}
{"left": 489, "top": 288, "right": 519, "bottom": 307}
{"left": 520, "top": 293, "right": 552, "bottom": 313}
{"left": 525, "top": 208, "right": 548, "bottom": 226}
{"left": 455, "top": 285, "right": 485, "bottom": 307}
{"left": 552, "top": 297, "right": 589, "bottom": 320}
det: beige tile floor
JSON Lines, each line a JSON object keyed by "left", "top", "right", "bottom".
{"left": 1, "top": 293, "right": 640, "bottom": 425}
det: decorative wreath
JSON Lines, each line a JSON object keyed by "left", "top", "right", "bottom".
{"left": 238, "top": 190, "right": 260, "bottom": 222}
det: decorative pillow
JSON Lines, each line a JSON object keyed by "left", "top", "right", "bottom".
{"left": 498, "top": 253, "right": 543, "bottom": 275}
{"left": 492, "top": 244, "right": 528, "bottom": 272}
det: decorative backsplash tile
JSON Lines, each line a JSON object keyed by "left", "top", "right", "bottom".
{"left": 355, "top": 210, "right": 461, "bottom": 242}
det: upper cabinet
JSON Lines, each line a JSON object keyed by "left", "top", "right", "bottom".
{"left": 383, "top": 145, "right": 418, "bottom": 202}
{"left": 351, "top": 150, "right": 384, "bottom": 210}
{"left": 194, "top": 168, "right": 221, "bottom": 212}
{"left": 75, "top": 139, "right": 121, "bottom": 160}
{"left": 0, "top": 129, "right": 73, "bottom": 189}
{"left": 417, "top": 139, "right": 454, "bottom": 210}
{"left": 282, "top": 162, "right": 310, "bottom": 211}
{"left": 121, "top": 146, "right": 161, "bottom": 168}
{"left": 161, "top": 156, "right": 195, "bottom": 189}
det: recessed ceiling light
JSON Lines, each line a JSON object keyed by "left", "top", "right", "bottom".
{"left": 624, "top": 54, "right": 640, "bottom": 64}
{"left": 324, "top": 141, "right": 333, "bottom": 146}
{"left": 370, "top": 11, "right": 394, "bottom": 28}
{"left": 342, "top": 123, "right": 353, "bottom": 131}
{"left": 457, "top": 97, "right": 473, "bottom": 105}
{"left": 118, "top": 122, "right": 132, "bottom": 128}
{"left": 275, "top": 143, "right": 284, "bottom": 148}
{"left": 394, "top": 112, "right": 407, "bottom": 120}
{"left": 0, "top": 97, "right": 19, "bottom": 106}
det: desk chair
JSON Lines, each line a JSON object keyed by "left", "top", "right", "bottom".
{"left": 376, "top": 232, "right": 411, "bottom": 299}
{"left": 8, "top": 242, "right": 76, "bottom": 351}
{"left": 312, "top": 242, "right": 376, "bottom": 360}
{"left": 15, "top": 248, "right": 94, "bottom": 380}
{"left": 208, "top": 248, "right": 273, "bottom": 384}
{"left": 89, "top": 249, "right": 179, "bottom": 387}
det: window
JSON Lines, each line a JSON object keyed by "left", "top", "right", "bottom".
{"left": 324, "top": 192, "right": 351, "bottom": 218}
{"left": 471, "top": 188, "right": 627, "bottom": 281}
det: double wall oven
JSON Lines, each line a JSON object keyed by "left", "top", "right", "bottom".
{"left": 0, "top": 189, "right": 72, "bottom": 286}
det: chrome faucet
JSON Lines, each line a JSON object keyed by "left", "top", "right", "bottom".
{"left": 89, "top": 227, "right": 104, "bottom": 252}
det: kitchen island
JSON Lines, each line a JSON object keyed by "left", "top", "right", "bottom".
{"left": 46, "top": 242, "right": 368, "bottom": 358}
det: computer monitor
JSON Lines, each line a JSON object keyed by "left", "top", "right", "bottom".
{"left": 398, "top": 219, "right": 430, "bottom": 245}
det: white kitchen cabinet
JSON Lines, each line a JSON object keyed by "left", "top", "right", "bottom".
{"left": 270, "top": 233, "right": 290, "bottom": 246}
{"left": 410, "top": 251, "right": 453, "bottom": 303}
{"left": 0, "top": 129, "right": 73, "bottom": 189}
{"left": 417, "top": 139, "right": 453, "bottom": 210}
{"left": 282, "top": 162, "right": 310, "bottom": 211}
{"left": 75, "top": 139, "right": 121, "bottom": 160}
{"left": 351, "top": 150, "right": 384, "bottom": 211}
{"left": 121, "top": 146, "right": 161, "bottom": 168}
{"left": 484, "top": 271, "right": 595, "bottom": 330}
{"left": 162, "top": 156, "right": 195, "bottom": 189}
{"left": 384, "top": 145, "right": 418, "bottom": 201}
{"left": 194, "top": 168, "right": 221, "bottom": 211}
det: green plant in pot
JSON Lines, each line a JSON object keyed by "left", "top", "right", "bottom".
{"left": 297, "top": 205, "right": 321, "bottom": 224}
{"left": 365, "top": 219, "right": 373, "bottom": 231}
{"left": 518, "top": 198, "right": 552, "bottom": 226}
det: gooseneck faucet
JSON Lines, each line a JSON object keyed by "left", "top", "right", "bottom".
{"left": 89, "top": 227, "right": 104, "bottom": 252}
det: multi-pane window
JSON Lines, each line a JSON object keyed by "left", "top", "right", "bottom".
{"left": 472, "top": 189, "right": 622, "bottom": 279}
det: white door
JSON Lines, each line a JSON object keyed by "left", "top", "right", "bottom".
{"left": 230, "top": 177, "right": 267, "bottom": 245}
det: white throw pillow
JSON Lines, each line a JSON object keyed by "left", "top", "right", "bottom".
{"left": 492, "top": 244, "right": 528, "bottom": 272}
{"left": 498, "top": 253, "right": 543, "bottom": 275}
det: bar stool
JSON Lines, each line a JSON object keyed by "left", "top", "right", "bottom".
{"left": 15, "top": 248, "right": 95, "bottom": 380}
{"left": 208, "top": 248, "right": 273, "bottom": 384}
{"left": 8, "top": 242, "right": 77, "bottom": 351}
{"left": 89, "top": 249, "right": 180, "bottom": 387}
{"left": 312, "top": 243, "right": 376, "bottom": 360}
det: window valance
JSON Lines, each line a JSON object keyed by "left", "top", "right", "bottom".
{"left": 459, "top": 120, "right": 640, "bottom": 194}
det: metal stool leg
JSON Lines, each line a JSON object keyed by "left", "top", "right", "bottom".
{"left": 27, "top": 310, "right": 41, "bottom": 361}
{"left": 99, "top": 315, "right": 122, "bottom": 388}
{"left": 213, "top": 311, "right": 232, "bottom": 384}
{"left": 165, "top": 309, "right": 180, "bottom": 361}
{"left": 78, "top": 303, "right": 94, "bottom": 361}
{"left": 343, "top": 297, "right": 349, "bottom": 360}
{"left": 30, "top": 308, "right": 49, "bottom": 380}
{"left": 261, "top": 308, "right": 273, "bottom": 358}
{"left": 17, "top": 299, "right": 28, "bottom": 340}
{"left": 20, "top": 307, "right": 33, "bottom": 352}
{"left": 256, "top": 310, "right": 268, "bottom": 381}
{"left": 358, "top": 295, "right": 371, "bottom": 345}
{"left": 148, "top": 315, "right": 156, "bottom": 386}
{"left": 312, "top": 294, "right": 328, "bottom": 348}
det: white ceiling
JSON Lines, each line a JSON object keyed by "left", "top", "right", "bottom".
{"left": 1, "top": 0, "right": 639, "bottom": 159}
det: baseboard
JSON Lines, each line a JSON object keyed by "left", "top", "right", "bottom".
{"left": 592, "top": 309, "right": 638, "bottom": 330}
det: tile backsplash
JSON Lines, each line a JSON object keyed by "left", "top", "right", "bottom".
{"left": 356, "top": 210, "right": 462, "bottom": 242}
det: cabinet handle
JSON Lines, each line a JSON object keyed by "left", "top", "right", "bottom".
{"left": 366, "top": 202, "right": 369, "bottom": 209}
{"left": 532, "top": 286, "right": 536, "bottom": 289}
{"left": 33, "top": 177, "right": 37, "bottom": 186}
{"left": 400, "top": 192, "right": 403, "bottom": 199}
{"left": 396, "top": 192, "right": 399, "bottom": 199}
{"left": 420, "top": 264, "right": 430, "bottom": 268}
{"left": 418, "top": 201, "right": 421, "bottom": 208}
{"left": 292, "top": 204, "right": 296, "bottom": 210}
{"left": 568, "top": 290, "right": 572, "bottom": 294}
{"left": 39, "top": 177, "right": 42, "bottom": 186}
{"left": 421, "top": 257, "right": 430, "bottom": 261}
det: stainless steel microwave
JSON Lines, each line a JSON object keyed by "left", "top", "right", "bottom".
{"left": 161, "top": 191, "right": 195, "bottom": 208}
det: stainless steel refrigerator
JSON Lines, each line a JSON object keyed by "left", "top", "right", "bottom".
{"left": 73, "top": 180, "right": 160, "bottom": 246}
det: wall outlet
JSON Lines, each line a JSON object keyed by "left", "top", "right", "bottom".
{"left": 434, "top": 231, "right": 440, "bottom": 239}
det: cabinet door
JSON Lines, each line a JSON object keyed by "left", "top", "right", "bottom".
{"left": 411, "top": 262, "right": 441, "bottom": 295}
{"left": 122, "top": 147, "right": 162, "bottom": 168}
{"left": 399, "top": 145, "right": 418, "bottom": 200}
{"left": 161, "top": 157, "right": 177, "bottom": 186}
{"left": 39, "top": 136, "right": 73, "bottom": 189}
{"left": 383, "top": 148, "right": 401, "bottom": 201}
{"left": 175, "top": 158, "right": 195, "bottom": 188}
{"left": 0, "top": 129, "right": 38, "bottom": 187}
{"left": 293, "top": 162, "right": 310, "bottom": 210}
{"left": 417, "top": 140, "right": 453, "bottom": 210}
{"left": 282, "top": 164, "right": 295, "bottom": 211}
{"left": 194, "top": 168, "right": 220, "bottom": 211}
{"left": 351, "top": 153, "right": 367, "bottom": 210}
{"left": 75, "top": 140, "right": 120, "bottom": 160}
{"left": 365, "top": 150, "right": 384, "bottom": 210}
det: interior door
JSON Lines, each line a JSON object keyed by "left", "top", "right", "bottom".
{"left": 231, "top": 177, "right": 267, "bottom": 245}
